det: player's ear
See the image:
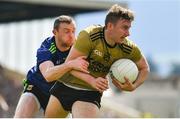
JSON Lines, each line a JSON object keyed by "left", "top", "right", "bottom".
{"left": 107, "top": 22, "right": 114, "bottom": 30}
{"left": 52, "top": 29, "right": 56, "bottom": 35}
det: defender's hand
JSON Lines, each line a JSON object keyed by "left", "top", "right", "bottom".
{"left": 90, "top": 77, "right": 109, "bottom": 93}
{"left": 67, "top": 56, "right": 89, "bottom": 73}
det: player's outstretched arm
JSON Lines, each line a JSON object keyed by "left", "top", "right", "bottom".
{"left": 39, "top": 56, "right": 89, "bottom": 82}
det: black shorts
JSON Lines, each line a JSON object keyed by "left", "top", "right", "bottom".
{"left": 23, "top": 79, "right": 50, "bottom": 111}
{"left": 50, "top": 82, "right": 102, "bottom": 111}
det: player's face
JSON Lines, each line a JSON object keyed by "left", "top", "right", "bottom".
{"left": 111, "top": 19, "right": 131, "bottom": 44}
{"left": 56, "top": 22, "right": 76, "bottom": 47}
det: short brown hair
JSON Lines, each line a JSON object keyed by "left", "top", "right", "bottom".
{"left": 105, "top": 4, "right": 134, "bottom": 27}
{"left": 53, "top": 15, "right": 75, "bottom": 29}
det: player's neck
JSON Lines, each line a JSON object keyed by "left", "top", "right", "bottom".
{"left": 104, "top": 30, "right": 116, "bottom": 47}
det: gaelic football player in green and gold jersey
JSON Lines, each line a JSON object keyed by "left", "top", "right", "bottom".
{"left": 45, "top": 4, "right": 149, "bottom": 118}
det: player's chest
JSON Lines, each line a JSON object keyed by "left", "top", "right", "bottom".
{"left": 90, "top": 44, "right": 125, "bottom": 65}
{"left": 52, "top": 52, "right": 68, "bottom": 65}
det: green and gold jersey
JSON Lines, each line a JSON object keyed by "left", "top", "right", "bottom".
{"left": 59, "top": 25, "right": 142, "bottom": 90}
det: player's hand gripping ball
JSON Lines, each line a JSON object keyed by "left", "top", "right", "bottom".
{"left": 109, "top": 59, "right": 138, "bottom": 83}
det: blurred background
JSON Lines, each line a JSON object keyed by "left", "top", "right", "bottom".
{"left": 0, "top": 0, "right": 179, "bottom": 117}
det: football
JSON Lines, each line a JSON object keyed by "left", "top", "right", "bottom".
{"left": 109, "top": 59, "right": 138, "bottom": 83}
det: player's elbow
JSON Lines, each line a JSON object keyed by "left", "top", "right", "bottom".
{"left": 143, "top": 66, "right": 150, "bottom": 78}
{"left": 144, "top": 64, "right": 150, "bottom": 72}
{"left": 45, "top": 78, "right": 52, "bottom": 83}
{"left": 143, "top": 65, "right": 150, "bottom": 74}
{"left": 44, "top": 77, "right": 51, "bottom": 82}
{"left": 146, "top": 64, "right": 150, "bottom": 74}
{"left": 43, "top": 74, "right": 54, "bottom": 82}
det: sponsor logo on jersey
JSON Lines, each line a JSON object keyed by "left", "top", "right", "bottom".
{"left": 93, "top": 50, "right": 103, "bottom": 57}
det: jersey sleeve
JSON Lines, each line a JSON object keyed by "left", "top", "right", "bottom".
{"left": 73, "top": 30, "right": 92, "bottom": 56}
{"left": 36, "top": 40, "right": 53, "bottom": 66}
{"left": 130, "top": 44, "right": 143, "bottom": 62}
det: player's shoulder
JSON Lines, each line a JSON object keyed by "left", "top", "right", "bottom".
{"left": 84, "top": 25, "right": 103, "bottom": 35}
{"left": 38, "top": 36, "right": 57, "bottom": 54}
{"left": 41, "top": 36, "right": 55, "bottom": 48}
{"left": 43, "top": 36, "right": 54, "bottom": 44}
{"left": 81, "top": 25, "right": 104, "bottom": 42}
{"left": 119, "top": 38, "right": 140, "bottom": 54}
{"left": 121, "top": 37, "right": 138, "bottom": 48}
